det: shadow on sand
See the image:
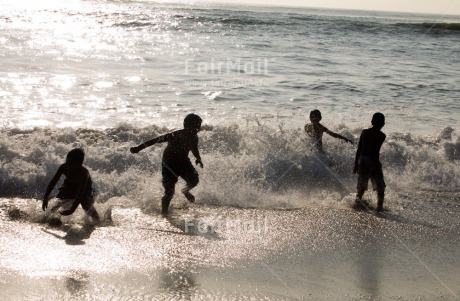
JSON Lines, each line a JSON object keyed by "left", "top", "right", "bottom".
{"left": 42, "top": 224, "right": 96, "bottom": 245}
{"left": 139, "top": 209, "right": 225, "bottom": 241}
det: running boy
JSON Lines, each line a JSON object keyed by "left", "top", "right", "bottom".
{"left": 353, "top": 113, "right": 386, "bottom": 212}
{"left": 305, "top": 109, "right": 353, "bottom": 152}
{"left": 130, "top": 114, "right": 203, "bottom": 215}
{"left": 42, "top": 148, "right": 100, "bottom": 221}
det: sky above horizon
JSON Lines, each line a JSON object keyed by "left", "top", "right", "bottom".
{"left": 204, "top": 0, "right": 460, "bottom": 15}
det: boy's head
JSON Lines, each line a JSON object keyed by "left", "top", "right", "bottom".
{"left": 310, "top": 110, "right": 322, "bottom": 123}
{"left": 66, "top": 148, "right": 85, "bottom": 166}
{"left": 184, "top": 114, "right": 202, "bottom": 132}
{"left": 371, "top": 112, "right": 385, "bottom": 129}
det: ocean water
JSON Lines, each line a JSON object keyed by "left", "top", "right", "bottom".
{"left": 1, "top": 1, "right": 460, "bottom": 300}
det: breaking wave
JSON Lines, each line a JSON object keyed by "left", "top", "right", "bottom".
{"left": 0, "top": 124, "right": 458, "bottom": 211}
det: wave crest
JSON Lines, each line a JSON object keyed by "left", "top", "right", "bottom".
{"left": 0, "top": 124, "right": 458, "bottom": 209}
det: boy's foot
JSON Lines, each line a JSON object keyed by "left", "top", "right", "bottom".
{"left": 182, "top": 189, "right": 195, "bottom": 203}
{"left": 352, "top": 199, "right": 368, "bottom": 210}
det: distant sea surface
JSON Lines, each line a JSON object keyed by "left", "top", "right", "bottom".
{"left": 1, "top": 0, "right": 459, "bottom": 133}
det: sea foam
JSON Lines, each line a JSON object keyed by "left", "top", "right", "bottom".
{"left": 0, "top": 123, "right": 458, "bottom": 210}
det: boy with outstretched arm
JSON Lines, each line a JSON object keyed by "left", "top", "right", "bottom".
{"left": 130, "top": 114, "right": 203, "bottom": 216}
{"left": 353, "top": 112, "right": 386, "bottom": 212}
{"left": 42, "top": 148, "right": 100, "bottom": 221}
{"left": 305, "top": 109, "right": 353, "bottom": 153}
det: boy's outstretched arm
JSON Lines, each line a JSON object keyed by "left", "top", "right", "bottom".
{"left": 130, "top": 133, "right": 171, "bottom": 153}
{"left": 324, "top": 127, "right": 353, "bottom": 144}
{"left": 42, "top": 165, "right": 64, "bottom": 211}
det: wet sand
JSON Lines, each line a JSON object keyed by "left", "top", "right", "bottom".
{"left": 1, "top": 197, "right": 459, "bottom": 300}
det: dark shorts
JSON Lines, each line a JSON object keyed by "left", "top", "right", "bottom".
{"left": 162, "top": 160, "right": 198, "bottom": 187}
{"left": 356, "top": 156, "right": 386, "bottom": 193}
{"left": 56, "top": 180, "right": 95, "bottom": 211}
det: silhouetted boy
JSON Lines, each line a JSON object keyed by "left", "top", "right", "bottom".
{"left": 305, "top": 109, "right": 353, "bottom": 152}
{"left": 130, "top": 114, "right": 203, "bottom": 215}
{"left": 353, "top": 113, "right": 386, "bottom": 212}
{"left": 43, "top": 148, "right": 100, "bottom": 221}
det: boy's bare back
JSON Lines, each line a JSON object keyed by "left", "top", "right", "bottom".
{"left": 59, "top": 163, "right": 90, "bottom": 185}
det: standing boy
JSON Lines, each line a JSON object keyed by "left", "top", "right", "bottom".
{"left": 305, "top": 109, "right": 353, "bottom": 153}
{"left": 353, "top": 113, "right": 386, "bottom": 212}
{"left": 43, "top": 148, "right": 100, "bottom": 221}
{"left": 130, "top": 114, "right": 203, "bottom": 216}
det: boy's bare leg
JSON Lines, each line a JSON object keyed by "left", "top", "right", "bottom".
{"left": 60, "top": 200, "right": 80, "bottom": 216}
{"left": 87, "top": 207, "right": 100, "bottom": 222}
{"left": 161, "top": 195, "right": 172, "bottom": 216}
{"left": 162, "top": 182, "right": 175, "bottom": 216}
{"left": 376, "top": 191, "right": 384, "bottom": 212}
{"left": 354, "top": 172, "right": 370, "bottom": 209}
{"left": 181, "top": 188, "right": 195, "bottom": 203}
{"left": 182, "top": 172, "right": 199, "bottom": 203}
{"left": 353, "top": 188, "right": 368, "bottom": 209}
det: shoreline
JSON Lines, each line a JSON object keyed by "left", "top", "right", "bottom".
{"left": 1, "top": 197, "right": 459, "bottom": 300}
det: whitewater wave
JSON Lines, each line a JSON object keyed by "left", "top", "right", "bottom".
{"left": 0, "top": 123, "right": 458, "bottom": 211}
